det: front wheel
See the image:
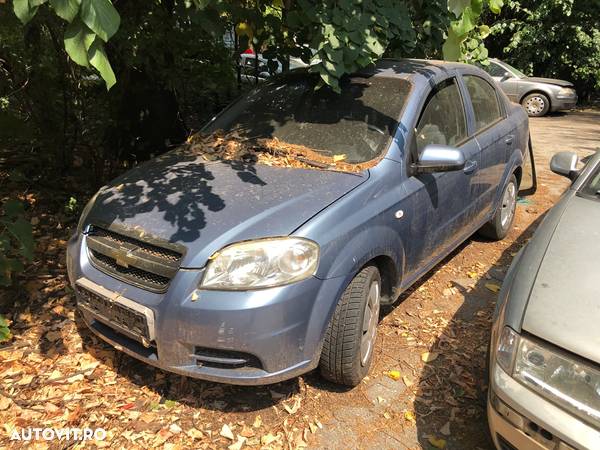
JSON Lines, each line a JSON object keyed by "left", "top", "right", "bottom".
{"left": 478, "top": 175, "right": 518, "bottom": 241}
{"left": 522, "top": 93, "right": 550, "bottom": 117}
{"left": 319, "top": 265, "right": 381, "bottom": 386}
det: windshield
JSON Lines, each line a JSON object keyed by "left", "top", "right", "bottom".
{"left": 580, "top": 165, "right": 600, "bottom": 199}
{"left": 203, "top": 74, "right": 411, "bottom": 164}
{"left": 501, "top": 61, "right": 527, "bottom": 78}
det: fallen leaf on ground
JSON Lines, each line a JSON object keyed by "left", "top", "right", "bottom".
{"left": 228, "top": 435, "right": 246, "bottom": 450}
{"left": 485, "top": 282, "right": 501, "bottom": 293}
{"left": 261, "top": 433, "right": 278, "bottom": 445}
{"left": 402, "top": 375, "right": 414, "bottom": 387}
{"left": 220, "top": 424, "right": 235, "bottom": 440}
{"left": 387, "top": 370, "right": 401, "bottom": 380}
{"left": 421, "top": 352, "right": 439, "bottom": 362}
{"left": 186, "top": 428, "right": 203, "bottom": 439}
{"left": 283, "top": 397, "right": 301, "bottom": 415}
{"left": 440, "top": 421, "right": 451, "bottom": 436}
{"left": 428, "top": 436, "right": 447, "bottom": 449}
{"left": 253, "top": 415, "right": 262, "bottom": 428}
{"left": 404, "top": 411, "right": 416, "bottom": 423}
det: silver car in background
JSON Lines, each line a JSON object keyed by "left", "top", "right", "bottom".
{"left": 488, "top": 150, "right": 600, "bottom": 450}
{"left": 484, "top": 58, "right": 578, "bottom": 117}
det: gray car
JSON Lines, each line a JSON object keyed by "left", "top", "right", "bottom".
{"left": 488, "top": 150, "right": 600, "bottom": 449}
{"left": 483, "top": 58, "right": 578, "bottom": 117}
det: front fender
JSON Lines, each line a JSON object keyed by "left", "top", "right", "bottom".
{"left": 319, "top": 225, "right": 405, "bottom": 282}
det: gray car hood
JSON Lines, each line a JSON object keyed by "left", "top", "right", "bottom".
{"left": 85, "top": 148, "right": 368, "bottom": 268}
{"left": 522, "top": 77, "right": 574, "bottom": 88}
{"left": 522, "top": 195, "right": 600, "bottom": 365}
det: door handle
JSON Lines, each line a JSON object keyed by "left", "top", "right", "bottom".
{"left": 505, "top": 136, "right": 514, "bottom": 146}
{"left": 463, "top": 160, "right": 478, "bottom": 174}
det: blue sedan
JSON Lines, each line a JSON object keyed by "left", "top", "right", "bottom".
{"left": 67, "top": 59, "right": 535, "bottom": 386}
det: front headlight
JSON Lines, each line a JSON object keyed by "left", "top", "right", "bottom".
{"left": 557, "top": 87, "right": 576, "bottom": 97}
{"left": 76, "top": 191, "right": 100, "bottom": 234}
{"left": 200, "top": 237, "right": 319, "bottom": 290}
{"left": 495, "top": 326, "right": 600, "bottom": 427}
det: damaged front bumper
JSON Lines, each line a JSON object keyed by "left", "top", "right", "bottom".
{"left": 67, "top": 233, "right": 346, "bottom": 385}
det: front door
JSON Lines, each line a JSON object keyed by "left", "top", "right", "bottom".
{"left": 402, "top": 77, "right": 481, "bottom": 280}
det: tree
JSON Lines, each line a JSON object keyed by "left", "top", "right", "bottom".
{"left": 9, "top": 0, "right": 503, "bottom": 92}
{"left": 485, "top": 0, "right": 600, "bottom": 99}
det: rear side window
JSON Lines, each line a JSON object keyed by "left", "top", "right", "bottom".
{"left": 464, "top": 75, "right": 503, "bottom": 131}
{"left": 416, "top": 78, "right": 467, "bottom": 153}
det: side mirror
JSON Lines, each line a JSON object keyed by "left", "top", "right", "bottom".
{"left": 413, "top": 145, "right": 466, "bottom": 174}
{"left": 550, "top": 152, "right": 580, "bottom": 180}
{"left": 501, "top": 71, "right": 512, "bottom": 81}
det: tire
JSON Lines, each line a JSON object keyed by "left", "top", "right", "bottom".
{"left": 319, "top": 265, "right": 381, "bottom": 386}
{"left": 521, "top": 92, "right": 550, "bottom": 117}
{"left": 478, "top": 175, "right": 518, "bottom": 241}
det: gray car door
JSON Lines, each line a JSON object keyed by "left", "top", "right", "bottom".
{"left": 462, "top": 74, "right": 512, "bottom": 220}
{"left": 401, "top": 77, "right": 481, "bottom": 280}
{"left": 487, "top": 61, "right": 519, "bottom": 101}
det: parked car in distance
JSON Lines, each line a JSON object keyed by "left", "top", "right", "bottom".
{"left": 488, "top": 150, "right": 600, "bottom": 450}
{"left": 67, "top": 59, "right": 535, "bottom": 387}
{"left": 483, "top": 58, "right": 577, "bottom": 117}
{"left": 239, "top": 53, "right": 308, "bottom": 83}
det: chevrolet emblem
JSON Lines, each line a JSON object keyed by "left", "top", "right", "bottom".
{"left": 115, "top": 246, "right": 138, "bottom": 268}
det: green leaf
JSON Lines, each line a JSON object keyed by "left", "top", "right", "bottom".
{"left": 50, "top": 0, "right": 81, "bottom": 22}
{"left": 5, "top": 217, "right": 34, "bottom": 261}
{"left": 64, "top": 18, "right": 92, "bottom": 66}
{"left": 489, "top": 0, "right": 503, "bottom": 14}
{"left": 0, "top": 314, "right": 11, "bottom": 343}
{"left": 87, "top": 36, "right": 116, "bottom": 89}
{"left": 443, "top": 29, "right": 463, "bottom": 61}
{"left": 3, "top": 200, "right": 24, "bottom": 219}
{"left": 80, "top": 0, "right": 120, "bottom": 42}
{"left": 13, "top": 0, "right": 39, "bottom": 24}
{"left": 448, "top": 0, "right": 470, "bottom": 18}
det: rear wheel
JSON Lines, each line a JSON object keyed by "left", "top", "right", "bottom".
{"left": 522, "top": 93, "right": 550, "bottom": 117}
{"left": 319, "top": 265, "right": 381, "bottom": 386}
{"left": 478, "top": 175, "right": 518, "bottom": 241}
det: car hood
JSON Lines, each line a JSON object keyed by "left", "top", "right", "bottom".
{"left": 85, "top": 148, "right": 368, "bottom": 268}
{"left": 522, "top": 76, "right": 574, "bottom": 88}
{"left": 522, "top": 195, "right": 600, "bottom": 365}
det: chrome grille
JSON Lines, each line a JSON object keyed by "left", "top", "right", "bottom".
{"left": 86, "top": 225, "right": 184, "bottom": 292}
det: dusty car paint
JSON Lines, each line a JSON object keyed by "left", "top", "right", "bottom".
{"left": 488, "top": 150, "right": 600, "bottom": 450}
{"left": 67, "top": 59, "right": 531, "bottom": 385}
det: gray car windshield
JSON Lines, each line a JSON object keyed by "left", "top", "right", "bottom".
{"left": 580, "top": 165, "right": 600, "bottom": 199}
{"left": 502, "top": 61, "right": 527, "bottom": 78}
{"left": 203, "top": 74, "right": 411, "bottom": 164}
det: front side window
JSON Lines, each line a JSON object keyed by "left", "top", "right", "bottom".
{"left": 464, "top": 75, "right": 503, "bottom": 132}
{"left": 416, "top": 79, "right": 467, "bottom": 153}
{"left": 579, "top": 165, "right": 600, "bottom": 200}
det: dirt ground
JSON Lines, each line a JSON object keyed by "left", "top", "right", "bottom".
{"left": 0, "top": 110, "right": 598, "bottom": 450}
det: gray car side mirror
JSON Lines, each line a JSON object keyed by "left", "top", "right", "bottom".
{"left": 550, "top": 151, "right": 580, "bottom": 180}
{"left": 501, "top": 71, "right": 512, "bottom": 81}
{"left": 413, "top": 145, "right": 466, "bottom": 174}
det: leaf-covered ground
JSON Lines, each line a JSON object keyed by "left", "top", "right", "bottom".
{"left": 1, "top": 111, "right": 598, "bottom": 449}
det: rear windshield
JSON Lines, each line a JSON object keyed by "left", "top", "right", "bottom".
{"left": 203, "top": 74, "right": 411, "bottom": 163}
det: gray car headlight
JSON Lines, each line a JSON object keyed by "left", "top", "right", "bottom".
{"left": 557, "top": 87, "right": 576, "bottom": 97}
{"left": 495, "top": 326, "right": 600, "bottom": 427}
{"left": 200, "top": 237, "right": 319, "bottom": 290}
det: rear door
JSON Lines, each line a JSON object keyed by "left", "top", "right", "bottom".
{"left": 461, "top": 74, "right": 511, "bottom": 221}
{"left": 402, "top": 76, "right": 481, "bottom": 278}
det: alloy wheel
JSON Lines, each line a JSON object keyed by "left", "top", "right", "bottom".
{"left": 360, "top": 280, "right": 380, "bottom": 366}
{"left": 500, "top": 181, "right": 517, "bottom": 229}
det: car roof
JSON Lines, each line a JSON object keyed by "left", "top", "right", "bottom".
{"left": 358, "top": 58, "right": 488, "bottom": 89}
